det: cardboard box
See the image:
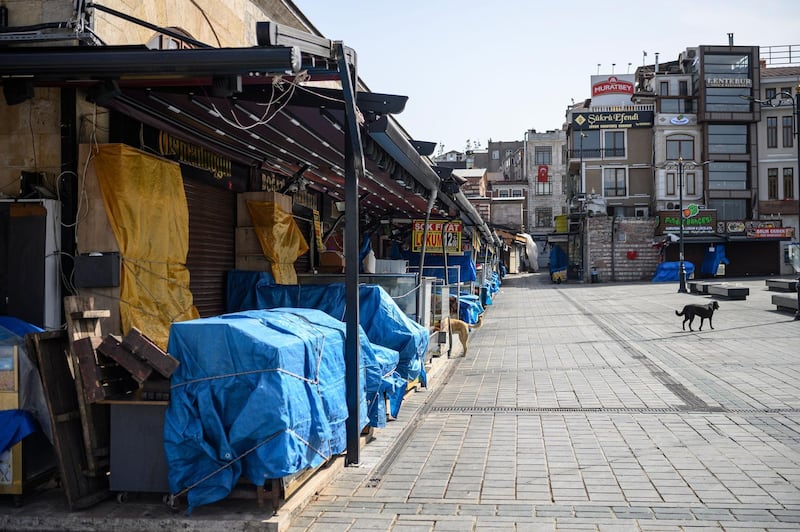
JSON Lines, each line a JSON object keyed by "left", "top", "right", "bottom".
{"left": 237, "top": 191, "right": 292, "bottom": 227}
{"left": 319, "top": 251, "right": 345, "bottom": 273}
{"left": 235, "top": 227, "right": 263, "bottom": 256}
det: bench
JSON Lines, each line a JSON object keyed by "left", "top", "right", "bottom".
{"left": 707, "top": 283, "right": 749, "bottom": 300}
{"left": 688, "top": 280, "right": 719, "bottom": 295}
{"left": 772, "top": 294, "right": 799, "bottom": 313}
{"left": 765, "top": 278, "right": 798, "bottom": 292}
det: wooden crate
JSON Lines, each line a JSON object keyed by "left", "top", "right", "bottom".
{"left": 237, "top": 191, "right": 292, "bottom": 226}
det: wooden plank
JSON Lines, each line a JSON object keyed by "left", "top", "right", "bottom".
{"left": 26, "top": 330, "right": 109, "bottom": 510}
{"left": 73, "top": 337, "right": 110, "bottom": 404}
{"left": 63, "top": 296, "right": 110, "bottom": 478}
{"left": 122, "top": 328, "right": 179, "bottom": 378}
{"left": 71, "top": 309, "right": 112, "bottom": 320}
{"left": 96, "top": 335, "right": 154, "bottom": 384}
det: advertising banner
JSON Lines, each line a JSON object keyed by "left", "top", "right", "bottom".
{"left": 412, "top": 219, "right": 462, "bottom": 253}
{"left": 655, "top": 205, "right": 717, "bottom": 234}
{"left": 590, "top": 74, "right": 635, "bottom": 107}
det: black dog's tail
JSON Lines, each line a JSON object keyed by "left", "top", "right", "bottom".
{"left": 675, "top": 309, "right": 684, "bottom": 316}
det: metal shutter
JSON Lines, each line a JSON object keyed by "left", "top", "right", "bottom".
{"left": 183, "top": 179, "right": 235, "bottom": 317}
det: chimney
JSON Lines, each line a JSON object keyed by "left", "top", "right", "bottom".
{"left": 728, "top": 33, "right": 734, "bottom": 46}
{"left": 654, "top": 52, "right": 659, "bottom": 73}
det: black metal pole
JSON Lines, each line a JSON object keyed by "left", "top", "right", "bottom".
{"left": 794, "top": 89, "right": 800, "bottom": 320}
{"left": 678, "top": 159, "right": 687, "bottom": 293}
{"left": 338, "top": 42, "right": 363, "bottom": 465}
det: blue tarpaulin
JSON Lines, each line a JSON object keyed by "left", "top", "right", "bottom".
{"left": 457, "top": 294, "right": 483, "bottom": 324}
{"left": 652, "top": 261, "right": 695, "bottom": 282}
{"left": 165, "top": 308, "right": 371, "bottom": 511}
{"left": 400, "top": 252, "right": 477, "bottom": 283}
{"left": 701, "top": 244, "right": 729, "bottom": 276}
{"left": 226, "top": 279, "right": 428, "bottom": 385}
{"left": 0, "top": 409, "right": 38, "bottom": 454}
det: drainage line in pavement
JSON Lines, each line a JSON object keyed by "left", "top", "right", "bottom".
{"left": 366, "top": 355, "right": 464, "bottom": 484}
{"left": 556, "top": 289, "right": 712, "bottom": 411}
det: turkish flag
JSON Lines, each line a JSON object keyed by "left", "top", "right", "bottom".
{"left": 537, "top": 165, "right": 549, "bottom": 183}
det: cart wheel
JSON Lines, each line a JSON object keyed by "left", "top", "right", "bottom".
{"left": 116, "top": 492, "right": 129, "bottom": 504}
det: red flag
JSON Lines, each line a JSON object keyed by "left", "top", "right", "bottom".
{"left": 537, "top": 165, "right": 549, "bottom": 183}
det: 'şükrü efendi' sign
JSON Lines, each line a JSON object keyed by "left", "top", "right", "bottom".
{"left": 572, "top": 110, "right": 654, "bottom": 130}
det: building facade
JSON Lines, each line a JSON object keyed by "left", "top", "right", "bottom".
{"left": 523, "top": 129, "right": 567, "bottom": 233}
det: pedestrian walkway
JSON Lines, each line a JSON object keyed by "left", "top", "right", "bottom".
{"left": 287, "top": 274, "right": 800, "bottom": 531}
{"left": 2, "top": 274, "right": 799, "bottom": 531}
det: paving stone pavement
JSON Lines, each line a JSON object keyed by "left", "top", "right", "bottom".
{"left": 287, "top": 273, "right": 800, "bottom": 531}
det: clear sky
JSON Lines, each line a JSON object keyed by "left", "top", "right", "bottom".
{"left": 293, "top": 0, "right": 800, "bottom": 155}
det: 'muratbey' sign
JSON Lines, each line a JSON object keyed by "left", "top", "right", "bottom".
{"left": 590, "top": 74, "right": 635, "bottom": 107}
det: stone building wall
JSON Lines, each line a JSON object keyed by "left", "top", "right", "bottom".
{"left": 586, "top": 216, "right": 659, "bottom": 282}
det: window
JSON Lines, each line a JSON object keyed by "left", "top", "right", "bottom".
{"left": 498, "top": 189, "right": 509, "bottom": 198}
{"left": 783, "top": 116, "right": 794, "bottom": 148}
{"left": 781, "top": 87, "right": 793, "bottom": 97}
{"left": 534, "top": 146, "right": 552, "bottom": 165}
{"left": 708, "top": 199, "right": 747, "bottom": 220}
{"left": 660, "top": 81, "right": 669, "bottom": 95}
{"left": 666, "top": 134, "right": 694, "bottom": 160}
{"left": 661, "top": 98, "right": 695, "bottom": 113}
{"left": 708, "top": 161, "right": 747, "bottom": 190}
{"left": 512, "top": 189, "right": 523, "bottom": 197}
{"left": 685, "top": 172, "right": 697, "bottom": 195}
{"left": 667, "top": 172, "right": 676, "bottom": 195}
{"left": 679, "top": 80, "right": 689, "bottom": 96}
{"left": 574, "top": 130, "right": 600, "bottom": 158}
{"left": 535, "top": 182, "right": 552, "bottom": 195}
{"left": 505, "top": 149, "right": 513, "bottom": 159}
{"left": 768, "top": 168, "right": 779, "bottom": 199}
{"left": 603, "top": 168, "right": 627, "bottom": 197}
{"left": 765, "top": 87, "right": 777, "bottom": 100}
{"left": 708, "top": 124, "right": 747, "bottom": 154}
{"left": 784, "top": 168, "right": 795, "bottom": 199}
{"left": 604, "top": 131, "right": 625, "bottom": 157}
{"left": 492, "top": 150, "right": 500, "bottom": 160}
{"left": 668, "top": 170, "right": 697, "bottom": 196}
{"left": 704, "top": 53, "right": 751, "bottom": 112}
{"left": 767, "top": 117, "right": 778, "bottom": 148}
{"left": 535, "top": 207, "right": 553, "bottom": 228}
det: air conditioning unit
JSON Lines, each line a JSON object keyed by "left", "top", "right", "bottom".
{"left": 634, "top": 207, "right": 649, "bottom": 217}
{"left": 666, "top": 202, "right": 675, "bottom": 210}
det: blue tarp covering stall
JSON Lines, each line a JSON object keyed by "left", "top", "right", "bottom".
{"left": 226, "top": 278, "right": 428, "bottom": 387}
{"left": 701, "top": 244, "right": 729, "bottom": 276}
{"left": 400, "top": 252, "right": 477, "bottom": 283}
{"left": 165, "top": 308, "right": 371, "bottom": 511}
{"left": 652, "top": 261, "right": 695, "bottom": 282}
{"left": 457, "top": 294, "right": 483, "bottom": 325}
{"left": 549, "top": 245, "right": 568, "bottom": 282}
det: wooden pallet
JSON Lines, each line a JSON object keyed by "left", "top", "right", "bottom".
{"left": 26, "top": 330, "right": 109, "bottom": 510}
{"left": 63, "top": 296, "right": 112, "bottom": 478}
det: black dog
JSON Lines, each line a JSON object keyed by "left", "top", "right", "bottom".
{"left": 675, "top": 301, "right": 719, "bottom": 331}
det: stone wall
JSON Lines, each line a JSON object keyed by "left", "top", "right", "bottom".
{"left": 586, "top": 216, "right": 659, "bottom": 282}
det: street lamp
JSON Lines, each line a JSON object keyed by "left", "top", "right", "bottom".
{"left": 578, "top": 132, "right": 587, "bottom": 282}
{"left": 743, "top": 86, "right": 800, "bottom": 320}
{"left": 660, "top": 156, "right": 700, "bottom": 293}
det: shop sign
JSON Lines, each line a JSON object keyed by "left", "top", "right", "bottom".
{"left": 412, "top": 219, "right": 462, "bottom": 253}
{"left": 719, "top": 219, "right": 791, "bottom": 238}
{"left": 749, "top": 227, "right": 794, "bottom": 238}
{"left": 158, "top": 131, "right": 232, "bottom": 179}
{"left": 590, "top": 74, "right": 635, "bottom": 107}
{"left": 572, "top": 110, "right": 654, "bottom": 130}
{"left": 655, "top": 205, "right": 717, "bottom": 234}
{"left": 705, "top": 77, "right": 752, "bottom": 88}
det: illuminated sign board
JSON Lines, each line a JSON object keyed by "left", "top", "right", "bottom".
{"left": 656, "top": 205, "right": 717, "bottom": 234}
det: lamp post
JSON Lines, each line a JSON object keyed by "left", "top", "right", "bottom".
{"left": 744, "top": 86, "right": 800, "bottom": 319}
{"left": 578, "top": 132, "right": 587, "bottom": 282}
{"left": 662, "top": 156, "right": 701, "bottom": 294}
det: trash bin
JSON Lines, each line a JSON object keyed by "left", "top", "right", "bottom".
{"left": 590, "top": 267, "right": 599, "bottom": 283}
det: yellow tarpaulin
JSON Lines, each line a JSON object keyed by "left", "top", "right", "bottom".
{"left": 93, "top": 144, "right": 199, "bottom": 349}
{"left": 246, "top": 200, "right": 308, "bottom": 284}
